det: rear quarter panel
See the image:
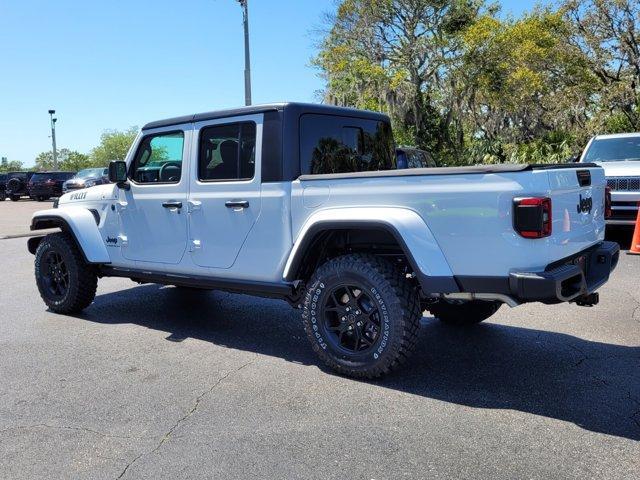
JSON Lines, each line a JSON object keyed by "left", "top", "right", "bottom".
{"left": 292, "top": 168, "right": 605, "bottom": 278}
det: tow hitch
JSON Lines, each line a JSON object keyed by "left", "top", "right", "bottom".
{"left": 575, "top": 292, "right": 599, "bottom": 307}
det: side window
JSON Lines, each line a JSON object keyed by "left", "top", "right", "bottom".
{"left": 198, "top": 122, "right": 256, "bottom": 181}
{"left": 299, "top": 114, "right": 396, "bottom": 175}
{"left": 130, "top": 131, "right": 184, "bottom": 184}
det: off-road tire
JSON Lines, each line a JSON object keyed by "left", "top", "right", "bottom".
{"left": 302, "top": 254, "right": 421, "bottom": 379}
{"left": 428, "top": 300, "right": 501, "bottom": 326}
{"left": 35, "top": 232, "right": 98, "bottom": 314}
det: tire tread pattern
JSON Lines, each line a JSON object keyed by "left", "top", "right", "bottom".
{"left": 302, "top": 254, "right": 421, "bottom": 379}
{"left": 35, "top": 232, "right": 98, "bottom": 314}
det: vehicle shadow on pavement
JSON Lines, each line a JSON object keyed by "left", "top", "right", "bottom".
{"left": 81, "top": 284, "right": 640, "bottom": 441}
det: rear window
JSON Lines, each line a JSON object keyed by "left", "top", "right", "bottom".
{"left": 54, "top": 172, "right": 74, "bottom": 180}
{"left": 30, "top": 173, "right": 49, "bottom": 182}
{"left": 299, "top": 114, "right": 396, "bottom": 175}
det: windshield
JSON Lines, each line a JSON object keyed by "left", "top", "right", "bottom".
{"left": 584, "top": 137, "right": 640, "bottom": 162}
{"left": 75, "top": 168, "right": 104, "bottom": 178}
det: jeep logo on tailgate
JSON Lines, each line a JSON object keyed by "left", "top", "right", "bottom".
{"left": 577, "top": 194, "right": 593, "bottom": 214}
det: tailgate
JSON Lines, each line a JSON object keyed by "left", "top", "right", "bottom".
{"left": 544, "top": 165, "right": 606, "bottom": 261}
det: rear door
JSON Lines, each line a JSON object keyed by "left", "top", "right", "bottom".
{"left": 118, "top": 126, "right": 191, "bottom": 265}
{"left": 188, "top": 114, "right": 262, "bottom": 269}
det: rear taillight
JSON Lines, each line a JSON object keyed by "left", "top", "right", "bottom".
{"left": 604, "top": 186, "right": 612, "bottom": 219}
{"left": 513, "top": 197, "right": 552, "bottom": 239}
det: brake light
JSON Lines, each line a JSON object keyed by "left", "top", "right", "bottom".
{"left": 513, "top": 197, "right": 552, "bottom": 239}
{"left": 604, "top": 186, "right": 612, "bottom": 219}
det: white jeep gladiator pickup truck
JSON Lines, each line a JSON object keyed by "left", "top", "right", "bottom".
{"left": 579, "top": 132, "right": 640, "bottom": 225}
{"left": 29, "top": 103, "right": 619, "bottom": 378}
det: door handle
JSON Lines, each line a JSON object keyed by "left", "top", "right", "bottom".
{"left": 225, "top": 200, "right": 249, "bottom": 209}
{"left": 162, "top": 201, "right": 183, "bottom": 209}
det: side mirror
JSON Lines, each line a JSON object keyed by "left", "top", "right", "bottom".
{"left": 108, "top": 160, "right": 128, "bottom": 187}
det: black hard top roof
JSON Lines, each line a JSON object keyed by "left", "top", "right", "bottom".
{"left": 142, "top": 102, "right": 390, "bottom": 130}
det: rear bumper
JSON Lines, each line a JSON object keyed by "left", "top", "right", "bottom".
{"left": 608, "top": 192, "right": 639, "bottom": 225}
{"left": 455, "top": 241, "right": 620, "bottom": 304}
{"left": 6, "top": 189, "right": 28, "bottom": 197}
{"left": 509, "top": 241, "right": 619, "bottom": 303}
{"left": 29, "top": 186, "right": 60, "bottom": 197}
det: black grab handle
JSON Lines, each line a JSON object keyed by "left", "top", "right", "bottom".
{"left": 225, "top": 200, "right": 249, "bottom": 209}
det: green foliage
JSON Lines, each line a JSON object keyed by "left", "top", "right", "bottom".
{"left": 316, "top": 0, "right": 640, "bottom": 164}
{"left": 34, "top": 149, "right": 93, "bottom": 172}
{"left": 0, "top": 158, "right": 24, "bottom": 173}
{"left": 90, "top": 127, "right": 138, "bottom": 166}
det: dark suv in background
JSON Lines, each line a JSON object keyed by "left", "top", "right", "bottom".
{"left": 28, "top": 171, "right": 76, "bottom": 201}
{"left": 62, "top": 167, "right": 109, "bottom": 194}
{"left": 6, "top": 171, "right": 36, "bottom": 201}
{"left": 0, "top": 174, "right": 6, "bottom": 201}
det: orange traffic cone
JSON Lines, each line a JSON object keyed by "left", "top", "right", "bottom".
{"left": 630, "top": 205, "right": 640, "bottom": 255}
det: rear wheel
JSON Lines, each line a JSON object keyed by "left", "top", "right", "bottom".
{"left": 302, "top": 254, "right": 421, "bottom": 379}
{"left": 35, "top": 232, "right": 98, "bottom": 313}
{"left": 428, "top": 300, "right": 501, "bottom": 326}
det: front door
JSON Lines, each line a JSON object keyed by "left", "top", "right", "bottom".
{"left": 118, "top": 127, "right": 191, "bottom": 265}
{"left": 188, "top": 115, "right": 262, "bottom": 269}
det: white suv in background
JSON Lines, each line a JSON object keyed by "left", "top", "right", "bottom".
{"left": 580, "top": 133, "right": 640, "bottom": 225}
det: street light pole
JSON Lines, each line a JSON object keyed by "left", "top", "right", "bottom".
{"left": 48, "top": 109, "right": 58, "bottom": 169}
{"left": 238, "top": 0, "right": 252, "bottom": 106}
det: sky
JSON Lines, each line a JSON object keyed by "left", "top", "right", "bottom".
{"left": 0, "top": 0, "right": 539, "bottom": 167}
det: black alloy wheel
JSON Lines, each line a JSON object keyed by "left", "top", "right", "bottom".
{"left": 323, "top": 284, "right": 382, "bottom": 354}
{"left": 40, "top": 250, "right": 70, "bottom": 300}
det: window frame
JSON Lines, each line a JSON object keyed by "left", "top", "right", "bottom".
{"left": 197, "top": 121, "right": 257, "bottom": 183}
{"left": 128, "top": 129, "right": 186, "bottom": 185}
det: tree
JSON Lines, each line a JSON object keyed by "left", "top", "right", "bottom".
{"left": 34, "top": 149, "right": 92, "bottom": 171}
{"left": 459, "top": 9, "right": 598, "bottom": 161}
{"left": 90, "top": 127, "right": 138, "bottom": 166}
{"left": 0, "top": 158, "right": 24, "bottom": 173}
{"left": 562, "top": 0, "right": 640, "bottom": 132}
{"left": 315, "top": 0, "right": 484, "bottom": 158}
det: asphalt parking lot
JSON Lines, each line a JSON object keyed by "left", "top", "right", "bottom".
{"left": 0, "top": 201, "right": 638, "bottom": 479}
{"left": 0, "top": 198, "right": 56, "bottom": 238}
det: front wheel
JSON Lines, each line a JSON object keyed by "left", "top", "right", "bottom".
{"left": 302, "top": 254, "right": 421, "bottom": 379}
{"left": 428, "top": 300, "right": 501, "bottom": 326}
{"left": 35, "top": 232, "right": 98, "bottom": 313}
